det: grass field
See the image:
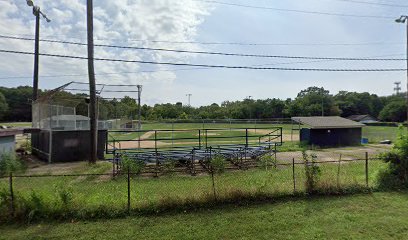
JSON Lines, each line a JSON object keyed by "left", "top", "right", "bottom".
{"left": 0, "top": 159, "right": 387, "bottom": 222}
{"left": 1, "top": 191, "right": 408, "bottom": 239}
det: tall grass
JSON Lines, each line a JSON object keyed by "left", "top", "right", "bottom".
{"left": 0, "top": 159, "right": 387, "bottom": 222}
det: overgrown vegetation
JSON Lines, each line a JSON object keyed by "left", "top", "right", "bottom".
{"left": 0, "top": 152, "right": 26, "bottom": 176}
{"left": 378, "top": 126, "right": 408, "bottom": 189}
{"left": 0, "top": 158, "right": 385, "bottom": 223}
{"left": 303, "top": 150, "right": 321, "bottom": 194}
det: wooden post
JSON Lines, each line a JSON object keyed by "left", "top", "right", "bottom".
{"left": 292, "top": 158, "right": 296, "bottom": 193}
{"left": 87, "top": 0, "right": 97, "bottom": 164}
{"left": 365, "top": 152, "right": 369, "bottom": 187}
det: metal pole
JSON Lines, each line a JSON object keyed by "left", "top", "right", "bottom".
{"left": 87, "top": 0, "right": 98, "bottom": 163}
{"left": 127, "top": 166, "right": 130, "bottom": 214}
{"left": 9, "top": 172, "right": 14, "bottom": 217}
{"left": 365, "top": 152, "right": 369, "bottom": 187}
{"left": 292, "top": 158, "right": 296, "bottom": 193}
{"left": 137, "top": 85, "right": 142, "bottom": 131}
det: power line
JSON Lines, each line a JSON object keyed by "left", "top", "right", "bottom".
{"left": 333, "top": 0, "right": 408, "bottom": 8}
{"left": 0, "top": 49, "right": 405, "bottom": 72}
{"left": 195, "top": 0, "right": 395, "bottom": 19}
{"left": 0, "top": 54, "right": 404, "bottom": 80}
{"left": 1, "top": 32, "right": 403, "bottom": 47}
{"left": 0, "top": 35, "right": 405, "bottom": 61}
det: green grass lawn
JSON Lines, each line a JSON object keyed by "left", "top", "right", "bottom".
{"left": 0, "top": 122, "right": 31, "bottom": 128}
{"left": 362, "top": 126, "right": 400, "bottom": 143}
{"left": 1, "top": 191, "right": 408, "bottom": 239}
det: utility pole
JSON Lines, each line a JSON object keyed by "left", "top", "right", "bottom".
{"left": 137, "top": 85, "right": 142, "bottom": 130}
{"left": 87, "top": 0, "right": 97, "bottom": 163}
{"left": 394, "top": 81, "right": 401, "bottom": 95}
{"left": 186, "top": 94, "right": 192, "bottom": 106}
{"left": 26, "top": 0, "right": 50, "bottom": 102}
{"left": 395, "top": 15, "right": 408, "bottom": 128}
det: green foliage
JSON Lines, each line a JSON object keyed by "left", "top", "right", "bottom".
{"left": 258, "top": 154, "right": 277, "bottom": 170}
{"left": 209, "top": 153, "right": 225, "bottom": 174}
{"left": 289, "top": 86, "right": 339, "bottom": 117}
{"left": 55, "top": 185, "right": 74, "bottom": 207}
{"left": 378, "top": 127, "right": 408, "bottom": 188}
{"left": 0, "top": 92, "right": 8, "bottom": 119}
{"left": 303, "top": 150, "right": 321, "bottom": 194}
{"left": 379, "top": 101, "right": 407, "bottom": 122}
{"left": 120, "top": 154, "right": 144, "bottom": 174}
{"left": 0, "top": 152, "right": 26, "bottom": 176}
{"left": 334, "top": 91, "right": 383, "bottom": 118}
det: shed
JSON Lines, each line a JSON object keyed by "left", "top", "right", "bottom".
{"left": 0, "top": 129, "right": 23, "bottom": 156}
{"left": 346, "top": 115, "right": 378, "bottom": 124}
{"left": 291, "top": 116, "right": 364, "bottom": 147}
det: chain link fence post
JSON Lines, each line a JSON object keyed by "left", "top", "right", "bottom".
{"left": 127, "top": 167, "right": 131, "bottom": 215}
{"left": 365, "top": 152, "right": 369, "bottom": 188}
{"left": 292, "top": 158, "right": 296, "bottom": 193}
{"left": 9, "top": 172, "right": 15, "bottom": 217}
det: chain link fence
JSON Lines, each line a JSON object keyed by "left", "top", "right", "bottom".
{"left": 0, "top": 152, "right": 386, "bottom": 221}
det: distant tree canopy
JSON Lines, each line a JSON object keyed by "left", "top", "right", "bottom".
{"left": 0, "top": 85, "right": 406, "bottom": 122}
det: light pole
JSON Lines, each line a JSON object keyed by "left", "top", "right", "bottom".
{"left": 26, "top": 0, "right": 50, "bottom": 102}
{"left": 395, "top": 15, "right": 408, "bottom": 127}
{"left": 186, "top": 94, "right": 192, "bottom": 106}
{"left": 246, "top": 96, "right": 252, "bottom": 120}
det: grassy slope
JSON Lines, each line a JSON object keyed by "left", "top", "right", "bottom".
{"left": 2, "top": 192, "right": 408, "bottom": 239}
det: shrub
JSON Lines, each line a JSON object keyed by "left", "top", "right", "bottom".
{"left": 303, "top": 150, "right": 321, "bottom": 194}
{"left": 0, "top": 152, "right": 26, "bottom": 176}
{"left": 258, "top": 154, "right": 276, "bottom": 170}
{"left": 378, "top": 126, "right": 408, "bottom": 189}
{"left": 121, "top": 153, "right": 144, "bottom": 174}
{"left": 209, "top": 153, "right": 225, "bottom": 174}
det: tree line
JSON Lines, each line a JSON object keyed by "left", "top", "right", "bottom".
{"left": 0, "top": 86, "right": 406, "bottom": 122}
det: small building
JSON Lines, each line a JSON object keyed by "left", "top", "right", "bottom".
{"left": 0, "top": 129, "right": 23, "bottom": 156}
{"left": 292, "top": 116, "right": 365, "bottom": 147}
{"left": 346, "top": 115, "right": 378, "bottom": 124}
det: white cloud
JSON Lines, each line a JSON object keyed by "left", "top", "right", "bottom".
{"left": 0, "top": 0, "right": 214, "bottom": 104}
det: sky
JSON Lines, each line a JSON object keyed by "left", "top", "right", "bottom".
{"left": 0, "top": 0, "right": 407, "bottom": 106}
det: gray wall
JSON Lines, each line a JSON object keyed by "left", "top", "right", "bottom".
{"left": 32, "top": 130, "right": 107, "bottom": 162}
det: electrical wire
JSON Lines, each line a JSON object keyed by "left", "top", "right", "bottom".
{"left": 194, "top": 0, "right": 395, "bottom": 19}
{"left": 0, "top": 35, "right": 405, "bottom": 61}
{"left": 333, "top": 0, "right": 408, "bottom": 8}
{"left": 1, "top": 32, "right": 402, "bottom": 47}
{"left": 0, "top": 49, "right": 405, "bottom": 71}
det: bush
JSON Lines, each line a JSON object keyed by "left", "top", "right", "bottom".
{"left": 303, "top": 150, "right": 321, "bottom": 194}
{"left": 120, "top": 153, "right": 144, "bottom": 174}
{"left": 0, "top": 152, "right": 26, "bottom": 176}
{"left": 378, "top": 126, "right": 408, "bottom": 189}
{"left": 209, "top": 153, "right": 225, "bottom": 174}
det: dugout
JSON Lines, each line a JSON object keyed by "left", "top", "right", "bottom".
{"left": 291, "top": 116, "right": 364, "bottom": 147}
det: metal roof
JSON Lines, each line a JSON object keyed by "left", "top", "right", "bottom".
{"left": 346, "top": 115, "right": 376, "bottom": 122}
{"left": 291, "top": 116, "right": 365, "bottom": 129}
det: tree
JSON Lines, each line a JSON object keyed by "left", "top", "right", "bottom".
{"left": 0, "top": 92, "right": 8, "bottom": 120}
{"left": 379, "top": 101, "right": 406, "bottom": 122}
{"left": 289, "top": 87, "right": 339, "bottom": 117}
